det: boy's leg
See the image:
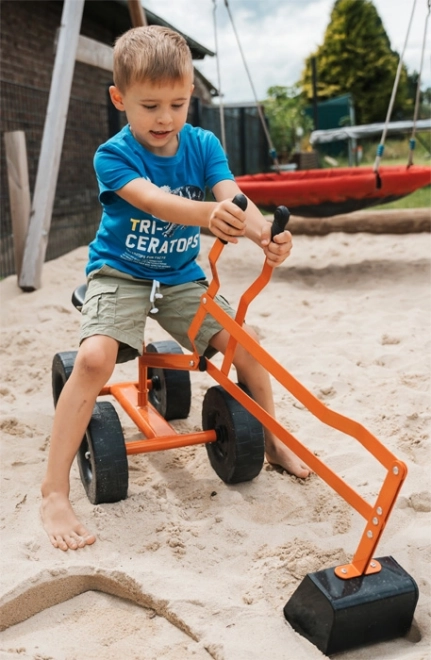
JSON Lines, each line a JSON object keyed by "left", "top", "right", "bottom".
{"left": 41, "top": 334, "right": 118, "bottom": 550}
{"left": 209, "top": 327, "right": 310, "bottom": 479}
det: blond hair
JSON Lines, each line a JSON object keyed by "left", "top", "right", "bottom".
{"left": 113, "top": 26, "right": 193, "bottom": 91}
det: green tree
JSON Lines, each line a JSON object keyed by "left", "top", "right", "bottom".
{"left": 263, "top": 85, "right": 313, "bottom": 159}
{"left": 300, "top": 0, "right": 412, "bottom": 125}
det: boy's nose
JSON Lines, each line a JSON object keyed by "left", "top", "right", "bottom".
{"left": 157, "top": 110, "right": 171, "bottom": 125}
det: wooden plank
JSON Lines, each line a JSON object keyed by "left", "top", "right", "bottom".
{"left": 18, "top": 0, "right": 85, "bottom": 291}
{"left": 75, "top": 34, "right": 113, "bottom": 72}
{"left": 286, "top": 208, "right": 431, "bottom": 235}
{"left": 128, "top": 0, "right": 148, "bottom": 26}
{"left": 4, "top": 131, "right": 31, "bottom": 278}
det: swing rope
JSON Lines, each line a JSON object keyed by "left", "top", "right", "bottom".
{"left": 223, "top": 0, "right": 281, "bottom": 172}
{"left": 212, "top": 0, "right": 227, "bottom": 152}
{"left": 407, "top": 0, "right": 430, "bottom": 167}
{"left": 373, "top": 0, "right": 418, "bottom": 177}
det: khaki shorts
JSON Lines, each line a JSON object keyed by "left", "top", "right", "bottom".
{"left": 80, "top": 265, "right": 234, "bottom": 363}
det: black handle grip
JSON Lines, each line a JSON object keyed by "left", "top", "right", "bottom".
{"left": 232, "top": 193, "right": 248, "bottom": 211}
{"left": 219, "top": 194, "right": 248, "bottom": 244}
{"left": 271, "top": 205, "right": 290, "bottom": 240}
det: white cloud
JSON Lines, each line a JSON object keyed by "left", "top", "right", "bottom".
{"left": 143, "top": 0, "right": 430, "bottom": 104}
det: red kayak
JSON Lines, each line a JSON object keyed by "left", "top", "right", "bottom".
{"left": 236, "top": 165, "right": 431, "bottom": 217}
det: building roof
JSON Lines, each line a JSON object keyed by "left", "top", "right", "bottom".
{"left": 82, "top": 1, "right": 214, "bottom": 60}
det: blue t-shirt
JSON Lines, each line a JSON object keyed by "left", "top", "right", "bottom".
{"left": 87, "top": 123, "right": 234, "bottom": 284}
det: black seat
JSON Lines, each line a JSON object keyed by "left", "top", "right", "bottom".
{"left": 72, "top": 283, "right": 87, "bottom": 312}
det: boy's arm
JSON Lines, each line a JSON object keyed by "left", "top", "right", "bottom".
{"left": 115, "top": 177, "right": 245, "bottom": 245}
{"left": 212, "top": 179, "right": 293, "bottom": 268}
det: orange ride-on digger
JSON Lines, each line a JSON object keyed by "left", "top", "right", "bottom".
{"left": 52, "top": 195, "right": 418, "bottom": 655}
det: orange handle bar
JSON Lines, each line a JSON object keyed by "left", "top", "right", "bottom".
{"left": 187, "top": 205, "right": 407, "bottom": 578}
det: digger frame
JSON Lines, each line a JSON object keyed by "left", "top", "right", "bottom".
{"left": 53, "top": 198, "right": 408, "bottom": 584}
{"left": 93, "top": 204, "right": 406, "bottom": 582}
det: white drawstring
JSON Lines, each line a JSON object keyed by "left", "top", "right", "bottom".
{"left": 150, "top": 279, "right": 163, "bottom": 313}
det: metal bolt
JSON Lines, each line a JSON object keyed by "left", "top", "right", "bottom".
{"left": 367, "top": 530, "right": 373, "bottom": 539}
{"left": 85, "top": 451, "right": 91, "bottom": 460}
{"left": 376, "top": 506, "right": 383, "bottom": 515}
{"left": 370, "top": 561, "right": 376, "bottom": 568}
{"left": 393, "top": 466, "right": 399, "bottom": 475}
{"left": 372, "top": 517, "right": 379, "bottom": 525}
{"left": 203, "top": 297, "right": 207, "bottom": 304}
{"left": 341, "top": 568, "right": 347, "bottom": 574}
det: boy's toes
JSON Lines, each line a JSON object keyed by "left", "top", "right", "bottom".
{"left": 51, "top": 535, "right": 69, "bottom": 551}
{"left": 76, "top": 537, "right": 87, "bottom": 549}
{"left": 82, "top": 532, "right": 96, "bottom": 546}
{"left": 71, "top": 532, "right": 91, "bottom": 548}
{"left": 73, "top": 522, "right": 96, "bottom": 546}
{"left": 64, "top": 534, "right": 79, "bottom": 550}
{"left": 49, "top": 531, "right": 95, "bottom": 551}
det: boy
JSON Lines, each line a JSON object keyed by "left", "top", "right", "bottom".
{"left": 41, "top": 26, "right": 310, "bottom": 552}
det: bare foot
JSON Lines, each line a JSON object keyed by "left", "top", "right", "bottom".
{"left": 265, "top": 442, "right": 311, "bottom": 479}
{"left": 40, "top": 492, "right": 96, "bottom": 551}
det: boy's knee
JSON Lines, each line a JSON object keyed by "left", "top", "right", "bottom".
{"left": 76, "top": 339, "right": 117, "bottom": 380}
{"left": 243, "top": 324, "right": 259, "bottom": 344}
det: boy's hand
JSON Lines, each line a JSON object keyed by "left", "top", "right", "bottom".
{"left": 260, "top": 222, "right": 293, "bottom": 268}
{"left": 209, "top": 199, "right": 246, "bottom": 243}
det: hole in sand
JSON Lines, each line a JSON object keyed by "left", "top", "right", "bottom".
{"left": 0, "top": 570, "right": 212, "bottom": 658}
{"left": 0, "top": 590, "right": 210, "bottom": 659}
{"left": 405, "top": 620, "right": 422, "bottom": 644}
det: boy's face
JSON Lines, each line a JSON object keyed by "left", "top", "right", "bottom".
{"left": 109, "top": 77, "right": 194, "bottom": 156}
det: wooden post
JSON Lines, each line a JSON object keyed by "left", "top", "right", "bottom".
{"left": 4, "top": 131, "right": 31, "bottom": 278}
{"left": 18, "top": 0, "right": 85, "bottom": 291}
{"left": 127, "top": 0, "right": 148, "bottom": 26}
{"left": 75, "top": 34, "right": 113, "bottom": 72}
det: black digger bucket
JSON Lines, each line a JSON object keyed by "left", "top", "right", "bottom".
{"left": 244, "top": 308, "right": 421, "bottom": 654}
{"left": 250, "top": 327, "right": 422, "bottom": 654}
{"left": 284, "top": 555, "right": 418, "bottom": 655}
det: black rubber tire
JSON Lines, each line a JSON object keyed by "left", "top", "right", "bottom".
{"left": 77, "top": 401, "right": 128, "bottom": 504}
{"left": 146, "top": 340, "right": 191, "bottom": 420}
{"left": 202, "top": 384, "right": 265, "bottom": 484}
{"left": 52, "top": 351, "right": 77, "bottom": 407}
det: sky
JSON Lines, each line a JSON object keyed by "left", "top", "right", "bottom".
{"left": 143, "top": 0, "right": 430, "bottom": 105}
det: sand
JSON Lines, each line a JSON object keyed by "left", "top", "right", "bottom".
{"left": 0, "top": 228, "right": 430, "bottom": 659}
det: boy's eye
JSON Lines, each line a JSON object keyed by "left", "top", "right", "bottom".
{"left": 172, "top": 104, "right": 184, "bottom": 109}
{"left": 143, "top": 104, "right": 157, "bottom": 110}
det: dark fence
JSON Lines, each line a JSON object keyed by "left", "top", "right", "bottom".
{"left": 190, "top": 99, "right": 270, "bottom": 177}
{"left": 0, "top": 79, "right": 108, "bottom": 279}
{"left": 1, "top": 82, "right": 269, "bottom": 279}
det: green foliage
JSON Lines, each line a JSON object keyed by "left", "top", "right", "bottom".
{"left": 263, "top": 85, "right": 313, "bottom": 158}
{"left": 366, "top": 185, "right": 430, "bottom": 210}
{"left": 300, "top": 0, "right": 413, "bottom": 125}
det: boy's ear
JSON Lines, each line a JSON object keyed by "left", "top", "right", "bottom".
{"left": 109, "top": 85, "right": 125, "bottom": 111}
